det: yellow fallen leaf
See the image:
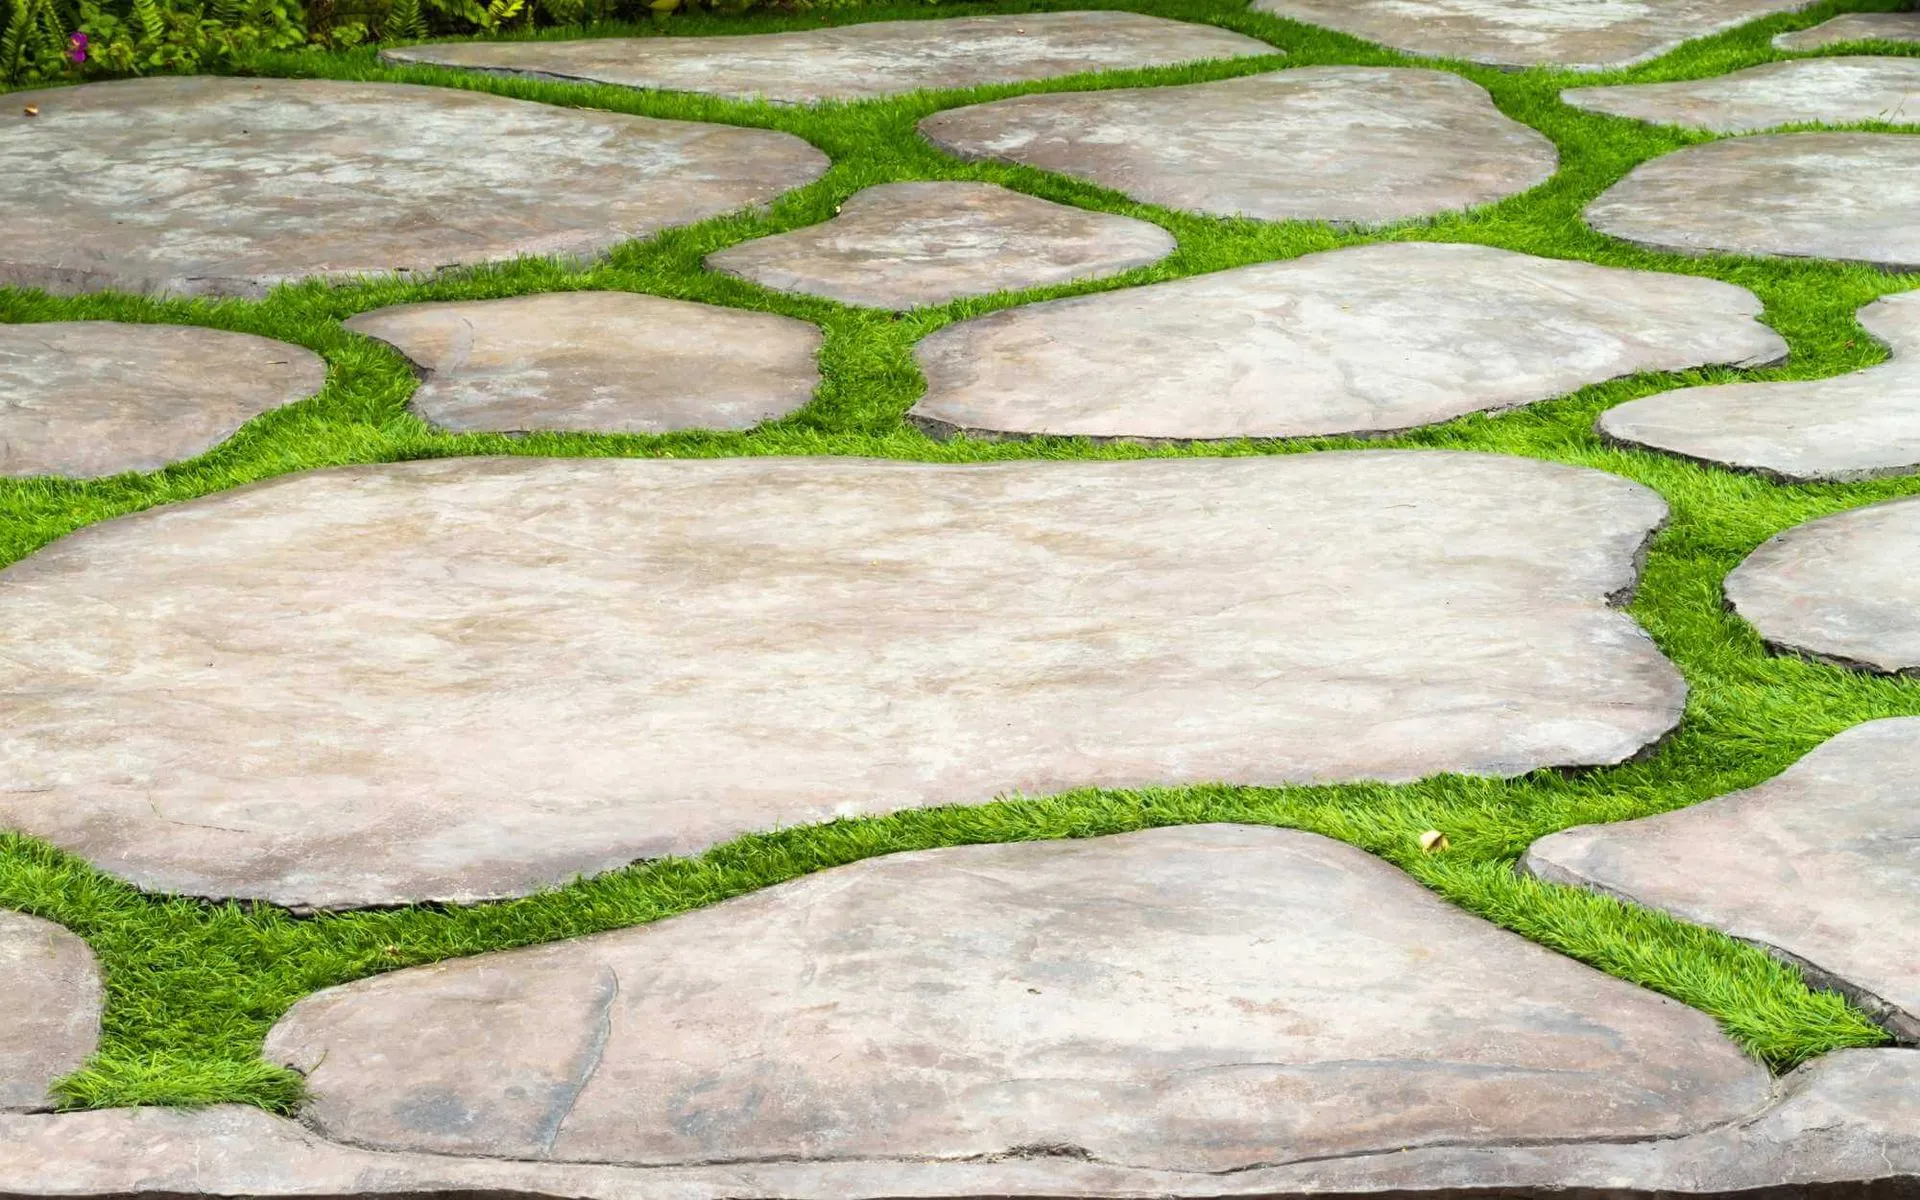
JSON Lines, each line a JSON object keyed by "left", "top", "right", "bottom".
{"left": 1418, "top": 829, "right": 1449, "bottom": 853}
{"left": 23, "top": 105, "right": 39, "bottom": 117}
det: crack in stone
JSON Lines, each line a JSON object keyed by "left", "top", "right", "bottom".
{"left": 532, "top": 966, "right": 619, "bottom": 1158}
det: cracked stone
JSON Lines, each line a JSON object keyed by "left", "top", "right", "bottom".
{"left": 344, "top": 292, "right": 821, "bottom": 434}
{"left": 0, "top": 323, "right": 326, "bottom": 478}
{"left": 1563, "top": 57, "right": 1920, "bottom": 133}
{"left": 0, "top": 78, "right": 828, "bottom": 298}
{"left": 704, "top": 183, "right": 1175, "bottom": 310}
{"left": 0, "top": 452, "right": 1681, "bottom": 909}
{"left": 0, "top": 912, "right": 101, "bottom": 1113}
{"left": 918, "top": 68, "right": 1556, "bottom": 224}
{"left": 1599, "top": 290, "right": 1920, "bottom": 482}
{"left": 912, "top": 241, "right": 1785, "bottom": 441}
{"left": 1776, "top": 13, "right": 1920, "bottom": 50}
{"left": 381, "top": 12, "right": 1275, "bottom": 104}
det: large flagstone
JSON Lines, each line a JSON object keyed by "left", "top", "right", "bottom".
{"left": 1563, "top": 58, "right": 1920, "bottom": 133}
{"left": 0, "top": 912, "right": 101, "bottom": 1113}
{"left": 1775, "top": 13, "right": 1920, "bottom": 50}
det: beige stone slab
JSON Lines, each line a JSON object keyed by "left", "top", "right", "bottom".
{"left": 0, "top": 452, "right": 1681, "bottom": 909}
{"left": 344, "top": 292, "right": 820, "bottom": 434}
{"left": 918, "top": 68, "right": 1557, "bottom": 224}
{"left": 1564, "top": 57, "right": 1920, "bottom": 133}
{"left": 913, "top": 241, "right": 1785, "bottom": 440}
{"left": 0, "top": 78, "right": 828, "bottom": 298}
{"left": 382, "top": 12, "right": 1276, "bottom": 104}
{"left": 704, "top": 183, "right": 1174, "bottom": 309}
{"left": 0, "top": 912, "right": 101, "bottom": 1113}
{"left": 0, "top": 323, "right": 325, "bottom": 478}
{"left": 1776, "top": 12, "right": 1920, "bottom": 49}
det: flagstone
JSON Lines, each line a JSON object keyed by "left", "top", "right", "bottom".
{"left": 0, "top": 912, "right": 101, "bottom": 1113}
{"left": 1776, "top": 12, "right": 1920, "bottom": 49}
{"left": 1564, "top": 57, "right": 1920, "bottom": 133}
{"left": 918, "top": 68, "right": 1556, "bottom": 224}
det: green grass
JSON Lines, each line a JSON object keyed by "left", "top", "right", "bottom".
{"left": 3, "top": 0, "right": 1919, "bottom": 1114}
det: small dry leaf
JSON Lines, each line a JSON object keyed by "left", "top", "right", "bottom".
{"left": 22, "top": 105, "right": 39, "bottom": 118}
{"left": 1418, "top": 829, "right": 1449, "bottom": 853}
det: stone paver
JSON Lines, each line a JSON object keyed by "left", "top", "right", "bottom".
{"left": 345, "top": 293, "right": 820, "bottom": 434}
{"left": 0, "top": 323, "right": 326, "bottom": 478}
{"left": 1776, "top": 13, "right": 1920, "bottom": 50}
{"left": 1526, "top": 718, "right": 1920, "bottom": 1040}
{"left": 1725, "top": 495, "right": 1920, "bottom": 675}
{"left": 704, "top": 183, "right": 1174, "bottom": 310}
{"left": 919, "top": 68, "right": 1557, "bottom": 224}
{"left": 913, "top": 241, "right": 1785, "bottom": 440}
{"left": 0, "top": 452, "right": 1681, "bottom": 910}
{"left": 383, "top": 12, "right": 1275, "bottom": 104}
{"left": 0, "top": 78, "right": 828, "bottom": 298}
{"left": 1585, "top": 134, "right": 1920, "bottom": 271}
{"left": 0, "top": 912, "right": 101, "bottom": 1113}
{"left": 1599, "top": 291, "right": 1920, "bottom": 482}
{"left": 1564, "top": 57, "right": 1920, "bottom": 133}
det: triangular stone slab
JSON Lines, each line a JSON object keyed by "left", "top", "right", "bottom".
{"left": 0, "top": 912, "right": 101, "bottom": 1113}
{"left": 1564, "top": 58, "right": 1920, "bottom": 134}
{"left": 1776, "top": 13, "right": 1920, "bottom": 50}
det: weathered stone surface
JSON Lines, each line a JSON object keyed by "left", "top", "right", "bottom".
{"left": 704, "top": 183, "right": 1174, "bottom": 309}
{"left": 344, "top": 292, "right": 820, "bottom": 434}
{"left": 0, "top": 322, "right": 326, "bottom": 478}
{"left": 1776, "top": 12, "right": 1920, "bottom": 50}
{"left": 0, "top": 452, "right": 1681, "bottom": 909}
{"left": 1564, "top": 57, "right": 1920, "bottom": 133}
{"left": 1725, "top": 495, "right": 1920, "bottom": 675}
{"left": 383, "top": 12, "right": 1275, "bottom": 104}
{"left": 913, "top": 241, "right": 1785, "bottom": 440}
{"left": 1526, "top": 718, "right": 1920, "bottom": 1041}
{"left": 1253, "top": 0, "right": 1807, "bottom": 70}
{"left": 0, "top": 912, "right": 101, "bottom": 1113}
{"left": 0, "top": 78, "right": 828, "bottom": 298}
{"left": 919, "top": 68, "right": 1556, "bottom": 224}
{"left": 1600, "top": 290, "right": 1920, "bottom": 482}
{"left": 1586, "top": 133, "right": 1920, "bottom": 270}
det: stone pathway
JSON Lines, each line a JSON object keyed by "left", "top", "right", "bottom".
{"left": 1776, "top": 12, "right": 1920, "bottom": 50}
{"left": 0, "top": 912, "right": 101, "bottom": 1113}
{"left": 920, "top": 68, "right": 1556, "bottom": 224}
{"left": 0, "top": 323, "right": 325, "bottom": 478}
{"left": 345, "top": 293, "right": 821, "bottom": 434}
{"left": 1600, "top": 291, "right": 1920, "bottom": 482}
{"left": 1564, "top": 57, "right": 1920, "bottom": 133}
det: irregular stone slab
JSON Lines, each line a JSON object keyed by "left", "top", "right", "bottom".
{"left": 0, "top": 78, "right": 828, "bottom": 298}
{"left": 344, "top": 293, "right": 820, "bottom": 434}
{"left": 1564, "top": 57, "right": 1920, "bottom": 133}
{"left": 0, "top": 452, "right": 1682, "bottom": 909}
{"left": 1600, "top": 290, "right": 1920, "bottom": 482}
{"left": 1776, "top": 12, "right": 1920, "bottom": 50}
{"left": 1526, "top": 718, "right": 1920, "bottom": 1040}
{"left": 1725, "top": 495, "right": 1920, "bottom": 675}
{"left": 0, "top": 912, "right": 102, "bottom": 1113}
{"left": 0, "top": 323, "right": 326, "bottom": 478}
{"left": 919, "top": 68, "right": 1557, "bottom": 224}
{"left": 913, "top": 241, "right": 1785, "bottom": 440}
{"left": 1586, "top": 133, "right": 1920, "bottom": 271}
{"left": 383, "top": 12, "right": 1276, "bottom": 104}
{"left": 704, "top": 183, "right": 1174, "bottom": 309}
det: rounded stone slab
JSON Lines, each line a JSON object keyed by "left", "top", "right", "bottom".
{"left": 0, "top": 323, "right": 326, "bottom": 478}
{"left": 704, "top": 182, "right": 1175, "bottom": 309}
{"left": 0, "top": 452, "right": 1682, "bottom": 910}
{"left": 381, "top": 12, "right": 1276, "bottom": 105}
{"left": 1600, "top": 291, "right": 1920, "bottom": 482}
{"left": 0, "top": 912, "right": 102, "bottom": 1113}
{"left": 344, "top": 292, "right": 821, "bottom": 434}
{"left": 265, "top": 825, "right": 1768, "bottom": 1166}
{"left": 913, "top": 241, "right": 1786, "bottom": 441}
{"left": 1776, "top": 13, "right": 1920, "bottom": 50}
{"left": 0, "top": 78, "right": 828, "bottom": 298}
{"left": 1585, "top": 134, "right": 1920, "bottom": 271}
{"left": 918, "top": 68, "right": 1557, "bottom": 225}
{"left": 1563, "top": 57, "right": 1920, "bottom": 133}
{"left": 1725, "top": 495, "right": 1920, "bottom": 675}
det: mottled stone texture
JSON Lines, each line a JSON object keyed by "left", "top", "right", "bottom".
{"left": 914, "top": 241, "right": 1785, "bottom": 440}
{"left": 383, "top": 12, "right": 1275, "bottom": 103}
{"left": 1564, "top": 57, "right": 1920, "bottom": 133}
{"left": 705, "top": 183, "right": 1174, "bottom": 309}
{"left": 0, "top": 912, "right": 101, "bottom": 1113}
{"left": 0, "top": 78, "right": 828, "bottom": 297}
{"left": 345, "top": 292, "right": 821, "bottom": 434}
{"left": 0, "top": 453, "right": 1680, "bottom": 910}
{"left": 1776, "top": 12, "right": 1920, "bottom": 49}
{"left": 919, "top": 68, "right": 1556, "bottom": 224}
{"left": 0, "top": 322, "right": 325, "bottom": 477}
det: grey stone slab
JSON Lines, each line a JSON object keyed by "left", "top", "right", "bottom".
{"left": 382, "top": 12, "right": 1276, "bottom": 104}
{"left": 1253, "top": 0, "right": 1809, "bottom": 70}
{"left": 1525, "top": 717, "right": 1920, "bottom": 1040}
{"left": 918, "top": 68, "right": 1557, "bottom": 224}
{"left": 1725, "top": 495, "right": 1920, "bottom": 675}
{"left": 0, "top": 78, "right": 828, "bottom": 298}
{"left": 1776, "top": 12, "right": 1920, "bottom": 49}
{"left": 913, "top": 241, "right": 1786, "bottom": 441}
{"left": 0, "top": 452, "right": 1681, "bottom": 910}
{"left": 0, "top": 323, "right": 326, "bottom": 478}
{"left": 1585, "top": 133, "right": 1920, "bottom": 270}
{"left": 0, "top": 912, "right": 101, "bottom": 1113}
{"left": 1600, "top": 290, "right": 1920, "bottom": 481}
{"left": 1564, "top": 57, "right": 1920, "bottom": 132}
{"left": 344, "top": 292, "right": 820, "bottom": 434}
{"left": 704, "top": 183, "right": 1174, "bottom": 310}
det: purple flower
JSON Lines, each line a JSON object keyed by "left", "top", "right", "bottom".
{"left": 67, "top": 31, "right": 88, "bottom": 63}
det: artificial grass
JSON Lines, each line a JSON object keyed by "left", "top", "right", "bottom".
{"left": 1, "top": 0, "right": 1918, "bottom": 1114}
